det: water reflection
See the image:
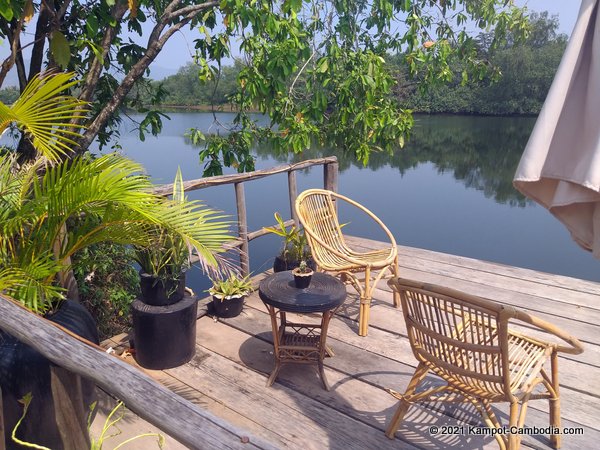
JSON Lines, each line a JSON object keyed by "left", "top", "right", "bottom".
{"left": 253, "top": 114, "right": 535, "bottom": 207}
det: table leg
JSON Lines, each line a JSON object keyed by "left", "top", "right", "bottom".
{"left": 318, "top": 360, "right": 330, "bottom": 390}
{"left": 266, "top": 305, "right": 283, "bottom": 387}
{"left": 267, "top": 361, "right": 282, "bottom": 387}
{"left": 318, "top": 310, "right": 336, "bottom": 390}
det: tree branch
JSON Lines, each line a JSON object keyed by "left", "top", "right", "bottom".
{"left": 165, "top": 2, "right": 219, "bottom": 21}
{"left": 77, "top": 1, "right": 219, "bottom": 150}
{"left": 0, "top": 18, "right": 24, "bottom": 87}
{"left": 78, "top": 0, "right": 129, "bottom": 103}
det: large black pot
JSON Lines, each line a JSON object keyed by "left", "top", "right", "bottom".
{"left": 273, "top": 255, "right": 316, "bottom": 273}
{"left": 131, "top": 294, "right": 197, "bottom": 370}
{"left": 139, "top": 271, "right": 186, "bottom": 306}
{"left": 212, "top": 295, "right": 245, "bottom": 318}
{"left": 0, "top": 299, "right": 99, "bottom": 449}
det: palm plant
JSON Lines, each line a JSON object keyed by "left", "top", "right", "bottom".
{"left": 0, "top": 73, "right": 233, "bottom": 314}
{"left": 0, "top": 72, "right": 87, "bottom": 161}
{"left": 264, "top": 212, "right": 311, "bottom": 264}
{"left": 134, "top": 168, "right": 193, "bottom": 284}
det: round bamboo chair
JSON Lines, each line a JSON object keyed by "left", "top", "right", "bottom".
{"left": 386, "top": 277, "right": 584, "bottom": 450}
{"left": 295, "top": 189, "right": 399, "bottom": 336}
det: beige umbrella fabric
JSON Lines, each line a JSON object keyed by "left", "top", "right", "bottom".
{"left": 514, "top": 0, "right": 600, "bottom": 257}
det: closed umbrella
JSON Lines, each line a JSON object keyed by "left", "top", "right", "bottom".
{"left": 514, "top": 0, "right": 600, "bottom": 257}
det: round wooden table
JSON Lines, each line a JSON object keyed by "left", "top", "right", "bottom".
{"left": 259, "top": 271, "right": 346, "bottom": 390}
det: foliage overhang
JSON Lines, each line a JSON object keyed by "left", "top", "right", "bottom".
{"left": 1, "top": 1, "right": 530, "bottom": 174}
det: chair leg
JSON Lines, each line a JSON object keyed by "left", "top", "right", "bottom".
{"left": 549, "top": 351, "right": 561, "bottom": 449}
{"left": 392, "top": 256, "right": 400, "bottom": 308}
{"left": 481, "top": 401, "right": 507, "bottom": 450}
{"left": 358, "top": 296, "right": 370, "bottom": 337}
{"left": 508, "top": 401, "right": 522, "bottom": 450}
{"left": 385, "top": 363, "right": 429, "bottom": 439}
{"left": 359, "top": 267, "right": 371, "bottom": 336}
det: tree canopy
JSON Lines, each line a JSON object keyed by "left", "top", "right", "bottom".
{"left": 404, "top": 11, "right": 566, "bottom": 115}
{"left": 1, "top": 1, "right": 529, "bottom": 170}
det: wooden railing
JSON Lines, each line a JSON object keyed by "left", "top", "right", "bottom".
{"left": 0, "top": 158, "right": 338, "bottom": 449}
{"left": 154, "top": 157, "right": 339, "bottom": 276}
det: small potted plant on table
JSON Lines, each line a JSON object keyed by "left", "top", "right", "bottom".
{"left": 264, "top": 212, "right": 315, "bottom": 272}
{"left": 208, "top": 274, "right": 253, "bottom": 318}
{"left": 292, "top": 260, "right": 314, "bottom": 288}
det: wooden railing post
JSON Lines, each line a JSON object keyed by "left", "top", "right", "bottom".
{"left": 234, "top": 182, "right": 250, "bottom": 277}
{"left": 288, "top": 170, "right": 299, "bottom": 227}
{"left": 324, "top": 161, "right": 338, "bottom": 192}
{"left": 50, "top": 367, "right": 91, "bottom": 450}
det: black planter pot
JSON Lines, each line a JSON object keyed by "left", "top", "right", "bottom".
{"left": 293, "top": 272, "right": 313, "bottom": 289}
{"left": 131, "top": 294, "right": 197, "bottom": 370}
{"left": 212, "top": 295, "right": 245, "bottom": 318}
{"left": 139, "top": 271, "right": 186, "bottom": 306}
{"left": 0, "top": 299, "right": 99, "bottom": 449}
{"left": 273, "top": 256, "right": 316, "bottom": 273}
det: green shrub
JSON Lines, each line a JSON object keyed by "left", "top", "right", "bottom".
{"left": 72, "top": 243, "right": 140, "bottom": 340}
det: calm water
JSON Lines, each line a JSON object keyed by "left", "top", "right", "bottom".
{"left": 107, "top": 112, "right": 600, "bottom": 293}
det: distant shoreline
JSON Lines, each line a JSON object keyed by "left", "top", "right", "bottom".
{"left": 151, "top": 106, "right": 537, "bottom": 118}
{"left": 156, "top": 104, "right": 239, "bottom": 112}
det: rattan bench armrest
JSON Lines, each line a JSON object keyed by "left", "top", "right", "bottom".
{"left": 512, "top": 309, "right": 584, "bottom": 355}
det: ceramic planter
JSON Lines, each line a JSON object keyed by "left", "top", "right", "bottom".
{"left": 212, "top": 294, "right": 246, "bottom": 318}
{"left": 292, "top": 269, "right": 314, "bottom": 289}
{"left": 139, "top": 271, "right": 186, "bottom": 306}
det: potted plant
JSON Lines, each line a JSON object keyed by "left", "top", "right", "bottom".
{"left": 208, "top": 274, "right": 253, "bottom": 318}
{"left": 130, "top": 167, "right": 232, "bottom": 369}
{"left": 134, "top": 229, "right": 189, "bottom": 306}
{"left": 292, "top": 260, "right": 314, "bottom": 289}
{"left": 133, "top": 168, "right": 196, "bottom": 306}
{"left": 264, "top": 212, "right": 315, "bottom": 272}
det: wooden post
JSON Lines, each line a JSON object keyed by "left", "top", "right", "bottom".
{"left": 0, "top": 386, "right": 5, "bottom": 450}
{"left": 50, "top": 367, "right": 91, "bottom": 450}
{"left": 324, "top": 161, "right": 338, "bottom": 193}
{"left": 235, "top": 182, "right": 250, "bottom": 277}
{"left": 288, "top": 170, "right": 299, "bottom": 227}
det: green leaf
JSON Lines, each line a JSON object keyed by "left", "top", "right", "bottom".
{"left": 86, "top": 15, "right": 99, "bottom": 36}
{"left": 50, "top": 31, "right": 71, "bottom": 69}
{"left": 0, "top": 0, "right": 13, "bottom": 21}
{"left": 317, "top": 58, "right": 329, "bottom": 73}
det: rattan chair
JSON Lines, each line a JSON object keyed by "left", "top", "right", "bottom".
{"left": 295, "top": 189, "right": 399, "bottom": 336}
{"left": 386, "top": 277, "right": 584, "bottom": 450}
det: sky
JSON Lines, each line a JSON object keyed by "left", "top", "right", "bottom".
{"left": 0, "top": 0, "right": 584, "bottom": 81}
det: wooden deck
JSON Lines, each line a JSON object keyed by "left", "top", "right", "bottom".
{"left": 104, "top": 237, "right": 600, "bottom": 449}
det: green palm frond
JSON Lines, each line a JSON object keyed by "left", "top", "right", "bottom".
{"left": 0, "top": 72, "right": 88, "bottom": 161}
{"left": 0, "top": 261, "right": 65, "bottom": 313}
{"left": 0, "top": 151, "right": 234, "bottom": 313}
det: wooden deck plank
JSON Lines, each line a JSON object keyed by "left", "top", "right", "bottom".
{"left": 375, "top": 265, "right": 600, "bottom": 336}
{"left": 196, "top": 316, "right": 506, "bottom": 449}
{"left": 165, "top": 331, "right": 421, "bottom": 450}
{"left": 346, "top": 236, "right": 600, "bottom": 306}
{"left": 205, "top": 303, "right": 597, "bottom": 449}
{"left": 237, "top": 295, "right": 600, "bottom": 435}
{"left": 103, "top": 240, "right": 599, "bottom": 450}
{"left": 355, "top": 286, "right": 600, "bottom": 369}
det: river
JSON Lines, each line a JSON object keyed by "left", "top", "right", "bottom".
{"left": 111, "top": 112, "right": 600, "bottom": 293}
